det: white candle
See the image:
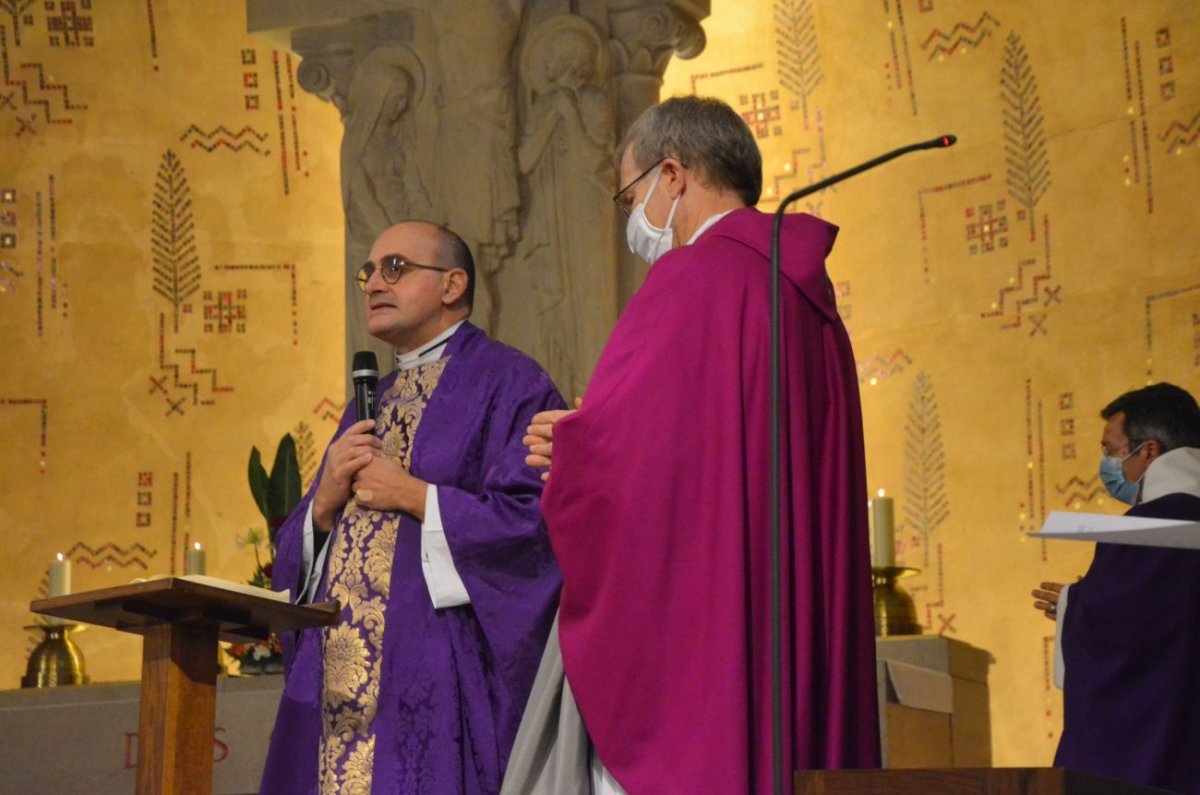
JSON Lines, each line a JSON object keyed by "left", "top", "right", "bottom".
{"left": 871, "top": 490, "right": 895, "bottom": 568}
{"left": 48, "top": 553, "right": 71, "bottom": 597}
{"left": 184, "top": 542, "right": 206, "bottom": 576}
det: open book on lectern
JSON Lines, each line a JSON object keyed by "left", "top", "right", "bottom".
{"left": 130, "top": 573, "right": 291, "bottom": 603}
{"left": 1029, "top": 510, "right": 1200, "bottom": 549}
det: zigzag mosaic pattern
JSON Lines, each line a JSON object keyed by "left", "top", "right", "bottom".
{"left": 64, "top": 541, "right": 157, "bottom": 570}
{"left": 0, "top": 25, "right": 87, "bottom": 125}
{"left": 312, "top": 396, "right": 345, "bottom": 424}
{"left": 857, "top": 349, "right": 913, "bottom": 384}
{"left": 1054, "top": 473, "right": 1105, "bottom": 508}
{"left": 150, "top": 313, "right": 233, "bottom": 415}
{"left": 179, "top": 124, "right": 271, "bottom": 156}
{"left": 980, "top": 217, "right": 1060, "bottom": 334}
{"left": 921, "top": 11, "right": 1001, "bottom": 59}
{"left": 1159, "top": 110, "right": 1200, "bottom": 154}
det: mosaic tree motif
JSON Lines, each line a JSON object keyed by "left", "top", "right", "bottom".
{"left": 774, "top": 0, "right": 821, "bottom": 123}
{"left": 1000, "top": 32, "right": 1050, "bottom": 239}
{"left": 0, "top": 0, "right": 35, "bottom": 46}
{"left": 151, "top": 150, "right": 199, "bottom": 333}
{"left": 903, "top": 372, "right": 949, "bottom": 566}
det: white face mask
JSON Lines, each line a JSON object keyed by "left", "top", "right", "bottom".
{"left": 625, "top": 168, "right": 680, "bottom": 265}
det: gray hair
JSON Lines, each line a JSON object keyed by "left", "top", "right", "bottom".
{"left": 619, "top": 95, "right": 762, "bottom": 206}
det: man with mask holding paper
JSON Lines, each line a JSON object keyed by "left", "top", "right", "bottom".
{"left": 506, "top": 96, "right": 879, "bottom": 794}
{"left": 1032, "top": 382, "right": 1200, "bottom": 794}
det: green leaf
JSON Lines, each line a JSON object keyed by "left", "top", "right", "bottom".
{"left": 267, "top": 433, "right": 302, "bottom": 525}
{"left": 248, "top": 446, "right": 269, "bottom": 521}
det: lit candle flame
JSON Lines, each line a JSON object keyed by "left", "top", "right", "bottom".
{"left": 56, "top": 552, "right": 64, "bottom": 562}
{"left": 193, "top": 541, "right": 201, "bottom": 551}
{"left": 877, "top": 488, "right": 886, "bottom": 498}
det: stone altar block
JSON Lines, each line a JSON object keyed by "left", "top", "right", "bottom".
{"left": 0, "top": 675, "right": 283, "bottom": 795}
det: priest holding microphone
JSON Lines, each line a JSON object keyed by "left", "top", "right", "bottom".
{"left": 260, "top": 220, "right": 565, "bottom": 795}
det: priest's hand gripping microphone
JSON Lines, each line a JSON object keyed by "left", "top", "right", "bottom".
{"left": 351, "top": 351, "right": 379, "bottom": 422}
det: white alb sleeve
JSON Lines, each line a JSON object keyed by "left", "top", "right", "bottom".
{"left": 420, "top": 484, "right": 472, "bottom": 608}
{"left": 1052, "top": 583, "right": 1070, "bottom": 689}
{"left": 296, "top": 501, "right": 332, "bottom": 605}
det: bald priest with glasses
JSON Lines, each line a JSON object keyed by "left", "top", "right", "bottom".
{"left": 260, "top": 221, "right": 566, "bottom": 795}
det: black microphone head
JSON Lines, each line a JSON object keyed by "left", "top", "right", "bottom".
{"left": 351, "top": 350, "right": 379, "bottom": 379}
{"left": 941, "top": 134, "right": 957, "bottom": 147}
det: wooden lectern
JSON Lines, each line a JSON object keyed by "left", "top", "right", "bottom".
{"left": 31, "top": 578, "right": 339, "bottom": 795}
{"left": 794, "top": 767, "right": 1173, "bottom": 794}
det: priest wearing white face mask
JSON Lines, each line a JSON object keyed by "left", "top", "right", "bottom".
{"left": 505, "top": 96, "right": 879, "bottom": 794}
{"left": 1032, "top": 382, "right": 1200, "bottom": 795}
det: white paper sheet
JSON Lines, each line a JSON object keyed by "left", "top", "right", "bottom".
{"left": 1029, "top": 510, "right": 1200, "bottom": 549}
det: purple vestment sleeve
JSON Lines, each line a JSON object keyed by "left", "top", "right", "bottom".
{"left": 1056, "top": 493, "right": 1200, "bottom": 794}
{"left": 544, "top": 208, "right": 880, "bottom": 794}
{"left": 260, "top": 323, "right": 563, "bottom": 795}
{"left": 415, "top": 338, "right": 566, "bottom": 760}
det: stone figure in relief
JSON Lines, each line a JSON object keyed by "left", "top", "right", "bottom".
{"left": 517, "top": 16, "right": 617, "bottom": 398}
{"left": 424, "top": 0, "right": 524, "bottom": 335}
{"left": 341, "top": 44, "right": 433, "bottom": 263}
{"left": 340, "top": 43, "right": 436, "bottom": 363}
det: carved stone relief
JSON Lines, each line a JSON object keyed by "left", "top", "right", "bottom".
{"left": 247, "top": 0, "right": 710, "bottom": 395}
{"left": 508, "top": 14, "right": 616, "bottom": 399}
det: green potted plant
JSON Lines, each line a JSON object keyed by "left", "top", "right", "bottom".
{"left": 227, "top": 433, "right": 301, "bottom": 674}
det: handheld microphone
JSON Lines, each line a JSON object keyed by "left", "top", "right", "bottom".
{"left": 351, "top": 351, "right": 379, "bottom": 422}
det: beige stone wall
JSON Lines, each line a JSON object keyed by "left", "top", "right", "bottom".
{"left": 662, "top": 0, "right": 1200, "bottom": 768}
{"left": 0, "top": 3, "right": 345, "bottom": 685}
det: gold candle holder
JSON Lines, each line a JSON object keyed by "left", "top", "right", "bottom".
{"left": 21, "top": 622, "right": 89, "bottom": 688}
{"left": 872, "top": 566, "right": 923, "bottom": 637}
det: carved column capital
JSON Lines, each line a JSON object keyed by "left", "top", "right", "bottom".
{"left": 249, "top": 4, "right": 416, "bottom": 113}
{"left": 608, "top": 0, "right": 709, "bottom": 78}
{"left": 605, "top": 0, "right": 709, "bottom": 310}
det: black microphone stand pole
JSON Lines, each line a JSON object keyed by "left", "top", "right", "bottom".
{"left": 768, "top": 134, "right": 957, "bottom": 795}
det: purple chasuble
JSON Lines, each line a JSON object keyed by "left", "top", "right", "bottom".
{"left": 543, "top": 208, "right": 881, "bottom": 794}
{"left": 261, "top": 322, "right": 564, "bottom": 795}
{"left": 1056, "top": 492, "right": 1200, "bottom": 794}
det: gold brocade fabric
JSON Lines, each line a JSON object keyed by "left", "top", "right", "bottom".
{"left": 318, "top": 358, "right": 449, "bottom": 794}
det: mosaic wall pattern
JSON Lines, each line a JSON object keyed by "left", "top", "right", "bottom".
{"left": 663, "top": 0, "right": 1200, "bottom": 767}
{"left": 0, "top": 3, "right": 344, "bottom": 686}
{"left": 1, "top": 0, "right": 1197, "bottom": 773}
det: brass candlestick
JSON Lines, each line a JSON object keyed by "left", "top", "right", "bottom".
{"left": 21, "top": 622, "right": 89, "bottom": 688}
{"left": 872, "top": 566, "right": 923, "bottom": 637}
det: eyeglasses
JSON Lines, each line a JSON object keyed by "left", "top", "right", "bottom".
{"left": 612, "top": 157, "right": 666, "bottom": 217}
{"left": 1100, "top": 440, "right": 1146, "bottom": 460}
{"left": 356, "top": 254, "right": 451, "bottom": 292}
